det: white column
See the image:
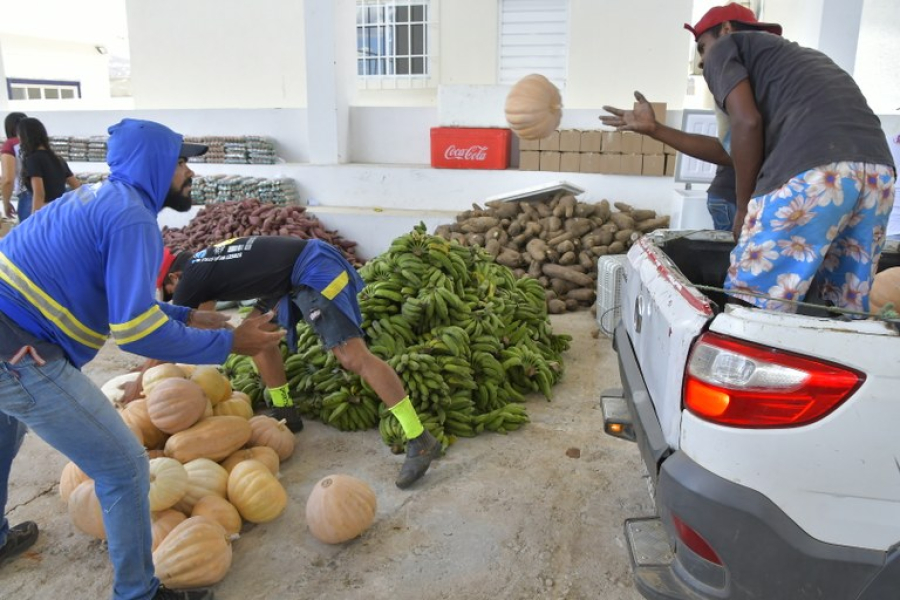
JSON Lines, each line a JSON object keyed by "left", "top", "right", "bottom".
{"left": 817, "top": 0, "right": 863, "bottom": 74}
{"left": 0, "top": 38, "right": 8, "bottom": 112}
{"left": 304, "top": 0, "right": 354, "bottom": 164}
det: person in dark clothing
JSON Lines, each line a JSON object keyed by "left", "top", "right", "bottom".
{"left": 601, "top": 3, "right": 895, "bottom": 314}
{"left": 17, "top": 117, "right": 81, "bottom": 213}
{"left": 156, "top": 236, "right": 442, "bottom": 489}
{"left": 0, "top": 118, "right": 283, "bottom": 600}
{"left": 1, "top": 112, "right": 27, "bottom": 219}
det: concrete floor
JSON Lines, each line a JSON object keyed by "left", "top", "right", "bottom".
{"left": 2, "top": 310, "right": 654, "bottom": 600}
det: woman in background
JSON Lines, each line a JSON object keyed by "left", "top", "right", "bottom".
{"left": 17, "top": 117, "right": 80, "bottom": 213}
{"left": 0, "top": 112, "right": 27, "bottom": 220}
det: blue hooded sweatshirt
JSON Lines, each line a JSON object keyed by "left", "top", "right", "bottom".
{"left": 0, "top": 119, "right": 232, "bottom": 368}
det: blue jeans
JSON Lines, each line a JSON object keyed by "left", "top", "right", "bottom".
{"left": 15, "top": 191, "right": 32, "bottom": 221}
{"left": 0, "top": 354, "right": 157, "bottom": 600}
{"left": 707, "top": 194, "right": 738, "bottom": 232}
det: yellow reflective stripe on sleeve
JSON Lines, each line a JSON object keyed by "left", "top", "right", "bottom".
{"left": 321, "top": 271, "right": 349, "bottom": 300}
{"left": 110, "top": 306, "right": 169, "bottom": 345}
{"left": 0, "top": 251, "right": 106, "bottom": 349}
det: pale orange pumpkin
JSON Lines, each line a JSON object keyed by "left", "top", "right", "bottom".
{"left": 120, "top": 399, "right": 168, "bottom": 449}
{"left": 173, "top": 458, "right": 229, "bottom": 514}
{"left": 305, "top": 474, "right": 377, "bottom": 544}
{"left": 870, "top": 267, "right": 900, "bottom": 314}
{"left": 59, "top": 461, "right": 90, "bottom": 503}
{"left": 153, "top": 516, "right": 233, "bottom": 588}
{"left": 148, "top": 457, "right": 189, "bottom": 512}
{"left": 220, "top": 446, "right": 280, "bottom": 475}
{"left": 146, "top": 378, "right": 208, "bottom": 434}
{"left": 68, "top": 479, "right": 105, "bottom": 539}
{"left": 151, "top": 508, "right": 187, "bottom": 551}
{"left": 164, "top": 416, "right": 253, "bottom": 463}
{"left": 142, "top": 363, "right": 187, "bottom": 395}
{"left": 191, "top": 366, "right": 232, "bottom": 405}
{"left": 192, "top": 495, "right": 242, "bottom": 536}
{"left": 227, "top": 459, "right": 287, "bottom": 524}
{"left": 248, "top": 415, "right": 295, "bottom": 461}
{"left": 213, "top": 396, "right": 254, "bottom": 420}
{"left": 504, "top": 73, "right": 563, "bottom": 140}
{"left": 229, "top": 391, "right": 253, "bottom": 406}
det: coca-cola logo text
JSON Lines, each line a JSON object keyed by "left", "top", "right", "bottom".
{"left": 444, "top": 145, "right": 489, "bottom": 161}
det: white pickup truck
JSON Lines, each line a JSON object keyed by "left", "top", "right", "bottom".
{"left": 602, "top": 230, "right": 900, "bottom": 600}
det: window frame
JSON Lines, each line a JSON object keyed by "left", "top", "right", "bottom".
{"left": 7, "top": 78, "right": 82, "bottom": 101}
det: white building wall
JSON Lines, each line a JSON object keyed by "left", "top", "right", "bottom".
{"left": 1, "top": 34, "right": 111, "bottom": 106}
{"left": 125, "top": 0, "right": 307, "bottom": 109}
{"left": 854, "top": 0, "right": 900, "bottom": 114}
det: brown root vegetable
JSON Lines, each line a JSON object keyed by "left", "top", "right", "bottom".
{"left": 567, "top": 288, "right": 597, "bottom": 303}
{"left": 609, "top": 212, "right": 635, "bottom": 231}
{"left": 553, "top": 195, "right": 577, "bottom": 218}
{"left": 636, "top": 216, "right": 671, "bottom": 233}
{"left": 547, "top": 299, "right": 567, "bottom": 314}
{"left": 556, "top": 240, "right": 576, "bottom": 254}
{"left": 614, "top": 229, "right": 636, "bottom": 243}
{"left": 542, "top": 264, "right": 594, "bottom": 287}
{"left": 547, "top": 230, "right": 575, "bottom": 246}
{"left": 558, "top": 251, "right": 577, "bottom": 266}
{"left": 563, "top": 218, "right": 593, "bottom": 238}
{"left": 595, "top": 200, "right": 612, "bottom": 221}
{"left": 526, "top": 238, "right": 549, "bottom": 262}
{"left": 527, "top": 259, "right": 544, "bottom": 279}
{"left": 459, "top": 216, "right": 500, "bottom": 234}
{"left": 608, "top": 241, "right": 626, "bottom": 254}
{"left": 613, "top": 201, "right": 634, "bottom": 212}
{"left": 495, "top": 249, "right": 523, "bottom": 268}
{"left": 485, "top": 238, "right": 502, "bottom": 257}
{"left": 632, "top": 209, "right": 657, "bottom": 221}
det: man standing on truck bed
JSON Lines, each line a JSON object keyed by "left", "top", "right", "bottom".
{"left": 156, "top": 236, "right": 442, "bottom": 489}
{"left": 601, "top": 3, "right": 896, "bottom": 314}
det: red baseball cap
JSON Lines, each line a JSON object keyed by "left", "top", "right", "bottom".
{"left": 684, "top": 3, "right": 782, "bottom": 41}
{"left": 156, "top": 247, "right": 177, "bottom": 291}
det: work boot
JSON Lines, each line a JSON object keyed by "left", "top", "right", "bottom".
{"left": 153, "top": 585, "right": 214, "bottom": 600}
{"left": 396, "top": 429, "right": 441, "bottom": 489}
{"left": 0, "top": 521, "right": 39, "bottom": 568}
{"left": 265, "top": 405, "right": 304, "bottom": 433}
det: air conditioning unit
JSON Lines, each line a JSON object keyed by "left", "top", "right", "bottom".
{"left": 596, "top": 255, "right": 629, "bottom": 337}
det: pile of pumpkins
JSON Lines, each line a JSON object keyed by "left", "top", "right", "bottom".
{"left": 61, "top": 363, "right": 296, "bottom": 588}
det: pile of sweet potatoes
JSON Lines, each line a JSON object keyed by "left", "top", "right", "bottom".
{"left": 434, "top": 194, "right": 669, "bottom": 313}
{"left": 161, "top": 199, "right": 364, "bottom": 267}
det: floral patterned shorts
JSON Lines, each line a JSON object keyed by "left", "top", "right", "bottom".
{"left": 725, "top": 162, "right": 896, "bottom": 313}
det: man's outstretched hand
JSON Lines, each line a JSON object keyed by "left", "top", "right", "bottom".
{"left": 188, "top": 310, "right": 233, "bottom": 330}
{"left": 231, "top": 311, "right": 284, "bottom": 356}
{"left": 600, "top": 91, "right": 659, "bottom": 135}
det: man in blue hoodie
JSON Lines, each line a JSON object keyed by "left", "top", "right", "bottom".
{"left": 0, "top": 119, "right": 283, "bottom": 600}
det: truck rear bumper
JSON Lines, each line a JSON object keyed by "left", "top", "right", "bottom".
{"left": 612, "top": 323, "right": 892, "bottom": 600}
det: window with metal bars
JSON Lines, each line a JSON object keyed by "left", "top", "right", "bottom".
{"left": 356, "top": 0, "right": 430, "bottom": 77}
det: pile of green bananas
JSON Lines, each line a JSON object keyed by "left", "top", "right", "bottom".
{"left": 222, "top": 222, "right": 572, "bottom": 453}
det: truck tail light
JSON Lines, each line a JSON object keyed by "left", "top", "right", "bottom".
{"left": 684, "top": 332, "right": 864, "bottom": 428}
{"left": 671, "top": 513, "right": 722, "bottom": 565}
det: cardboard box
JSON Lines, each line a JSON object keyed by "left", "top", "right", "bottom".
{"left": 663, "top": 143, "right": 677, "bottom": 155}
{"left": 641, "top": 136, "right": 665, "bottom": 155}
{"left": 642, "top": 154, "right": 666, "bottom": 176}
{"left": 580, "top": 153, "right": 603, "bottom": 173}
{"left": 430, "top": 127, "right": 511, "bottom": 169}
{"left": 620, "top": 154, "right": 643, "bottom": 175}
{"left": 559, "top": 130, "right": 581, "bottom": 152}
{"left": 599, "top": 154, "right": 622, "bottom": 175}
{"left": 560, "top": 152, "right": 581, "bottom": 173}
{"left": 519, "top": 137, "right": 541, "bottom": 151}
{"left": 601, "top": 131, "right": 622, "bottom": 153}
{"left": 634, "top": 101, "right": 667, "bottom": 119}
{"left": 665, "top": 154, "right": 677, "bottom": 176}
{"left": 539, "top": 151, "right": 561, "bottom": 172}
{"left": 580, "top": 131, "right": 603, "bottom": 153}
{"left": 620, "top": 132, "right": 643, "bottom": 155}
{"left": 539, "top": 131, "right": 561, "bottom": 151}
{"left": 519, "top": 150, "right": 541, "bottom": 171}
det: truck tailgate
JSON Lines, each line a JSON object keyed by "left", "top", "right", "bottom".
{"left": 621, "top": 236, "right": 715, "bottom": 449}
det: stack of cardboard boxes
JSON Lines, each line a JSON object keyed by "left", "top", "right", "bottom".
{"left": 518, "top": 102, "right": 677, "bottom": 176}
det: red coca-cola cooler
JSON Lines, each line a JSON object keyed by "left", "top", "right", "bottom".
{"left": 430, "top": 127, "right": 511, "bottom": 169}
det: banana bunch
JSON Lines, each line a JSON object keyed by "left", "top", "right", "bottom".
{"left": 473, "top": 403, "right": 530, "bottom": 434}
{"left": 222, "top": 353, "right": 264, "bottom": 407}
{"left": 378, "top": 409, "right": 454, "bottom": 454}
{"left": 319, "top": 386, "right": 381, "bottom": 431}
